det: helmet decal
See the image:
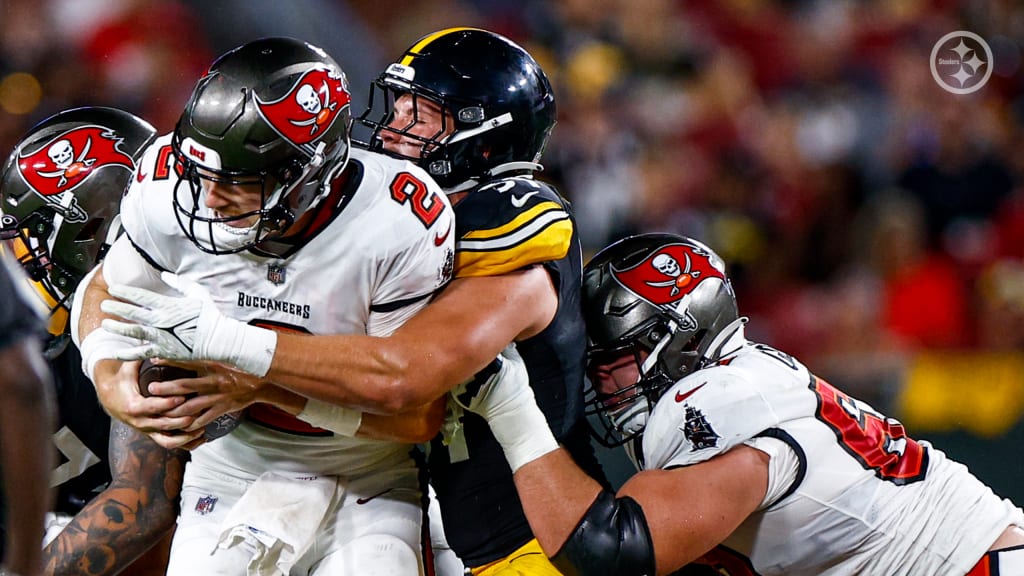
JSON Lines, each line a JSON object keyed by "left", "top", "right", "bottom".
{"left": 255, "top": 66, "right": 350, "bottom": 151}
{"left": 610, "top": 242, "right": 727, "bottom": 307}
{"left": 398, "top": 26, "right": 476, "bottom": 66}
{"left": 16, "top": 125, "right": 136, "bottom": 223}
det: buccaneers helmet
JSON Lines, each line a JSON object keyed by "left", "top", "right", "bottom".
{"left": 0, "top": 106, "right": 156, "bottom": 356}
{"left": 358, "top": 27, "right": 556, "bottom": 189}
{"left": 173, "top": 37, "right": 351, "bottom": 254}
{"left": 582, "top": 233, "right": 741, "bottom": 447}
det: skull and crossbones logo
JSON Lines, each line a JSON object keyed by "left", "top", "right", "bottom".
{"left": 647, "top": 251, "right": 700, "bottom": 296}
{"left": 290, "top": 81, "right": 337, "bottom": 135}
{"left": 30, "top": 138, "right": 95, "bottom": 222}
{"left": 38, "top": 138, "right": 97, "bottom": 188}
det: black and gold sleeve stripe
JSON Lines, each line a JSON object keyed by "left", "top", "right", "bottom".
{"left": 455, "top": 201, "right": 573, "bottom": 277}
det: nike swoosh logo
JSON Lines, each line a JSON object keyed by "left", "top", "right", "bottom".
{"left": 356, "top": 488, "right": 393, "bottom": 505}
{"left": 434, "top": 223, "right": 452, "bottom": 246}
{"left": 510, "top": 190, "right": 539, "bottom": 208}
{"left": 675, "top": 383, "right": 706, "bottom": 403}
{"left": 136, "top": 169, "right": 148, "bottom": 183}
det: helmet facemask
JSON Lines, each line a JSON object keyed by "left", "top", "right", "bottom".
{"left": 171, "top": 129, "right": 335, "bottom": 255}
{"left": 585, "top": 315, "right": 709, "bottom": 448}
{"left": 358, "top": 74, "right": 512, "bottom": 189}
{"left": 0, "top": 209, "right": 108, "bottom": 357}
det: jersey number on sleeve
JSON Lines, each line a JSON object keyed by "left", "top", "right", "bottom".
{"left": 152, "top": 144, "right": 183, "bottom": 181}
{"left": 811, "top": 376, "right": 928, "bottom": 484}
{"left": 390, "top": 172, "right": 444, "bottom": 228}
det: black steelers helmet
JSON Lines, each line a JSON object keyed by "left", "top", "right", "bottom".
{"left": 0, "top": 107, "right": 156, "bottom": 356}
{"left": 173, "top": 37, "right": 352, "bottom": 254}
{"left": 358, "top": 27, "right": 556, "bottom": 189}
{"left": 582, "top": 233, "right": 741, "bottom": 447}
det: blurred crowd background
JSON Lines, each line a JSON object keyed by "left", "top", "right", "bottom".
{"left": 2, "top": 0, "right": 1023, "bottom": 497}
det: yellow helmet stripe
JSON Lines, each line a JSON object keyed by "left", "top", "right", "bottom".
{"left": 399, "top": 27, "right": 481, "bottom": 66}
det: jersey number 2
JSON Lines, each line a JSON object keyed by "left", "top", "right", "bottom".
{"left": 811, "top": 377, "right": 928, "bottom": 484}
{"left": 390, "top": 172, "right": 444, "bottom": 228}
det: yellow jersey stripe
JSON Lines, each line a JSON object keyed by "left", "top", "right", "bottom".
{"left": 461, "top": 202, "right": 566, "bottom": 242}
{"left": 457, "top": 207, "right": 569, "bottom": 252}
{"left": 456, "top": 217, "right": 573, "bottom": 277}
{"left": 400, "top": 27, "right": 480, "bottom": 66}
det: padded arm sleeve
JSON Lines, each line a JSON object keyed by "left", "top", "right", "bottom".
{"left": 550, "top": 491, "right": 656, "bottom": 576}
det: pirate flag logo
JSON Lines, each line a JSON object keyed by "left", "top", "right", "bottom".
{"left": 17, "top": 125, "right": 136, "bottom": 223}
{"left": 610, "top": 241, "right": 728, "bottom": 331}
{"left": 255, "top": 66, "right": 349, "bottom": 152}
{"left": 611, "top": 241, "right": 727, "bottom": 304}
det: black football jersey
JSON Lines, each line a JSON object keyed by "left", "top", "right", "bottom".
{"left": 0, "top": 254, "right": 110, "bottom": 541}
{"left": 428, "top": 176, "right": 608, "bottom": 567}
{"left": 0, "top": 345, "right": 111, "bottom": 531}
{"left": 48, "top": 344, "right": 113, "bottom": 514}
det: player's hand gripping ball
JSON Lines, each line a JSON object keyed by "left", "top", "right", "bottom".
{"left": 138, "top": 359, "right": 243, "bottom": 440}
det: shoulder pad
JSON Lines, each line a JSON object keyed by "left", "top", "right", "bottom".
{"left": 643, "top": 365, "right": 779, "bottom": 470}
{"left": 454, "top": 177, "right": 575, "bottom": 277}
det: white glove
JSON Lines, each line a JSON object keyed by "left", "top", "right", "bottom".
{"left": 452, "top": 345, "right": 558, "bottom": 472}
{"left": 100, "top": 271, "right": 278, "bottom": 377}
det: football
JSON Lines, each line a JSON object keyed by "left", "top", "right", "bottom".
{"left": 138, "top": 359, "right": 197, "bottom": 397}
{"left": 137, "top": 359, "right": 243, "bottom": 441}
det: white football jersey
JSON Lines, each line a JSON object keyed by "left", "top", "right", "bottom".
{"left": 113, "top": 134, "right": 455, "bottom": 476}
{"left": 642, "top": 326, "right": 1024, "bottom": 576}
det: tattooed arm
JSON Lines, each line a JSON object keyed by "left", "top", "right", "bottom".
{"left": 42, "top": 420, "right": 187, "bottom": 576}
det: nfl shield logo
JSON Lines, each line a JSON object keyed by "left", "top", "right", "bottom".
{"left": 195, "top": 495, "right": 218, "bottom": 515}
{"left": 267, "top": 264, "right": 286, "bottom": 285}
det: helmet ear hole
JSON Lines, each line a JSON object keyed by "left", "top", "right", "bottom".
{"left": 73, "top": 217, "right": 105, "bottom": 243}
{"left": 682, "top": 329, "right": 707, "bottom": 353}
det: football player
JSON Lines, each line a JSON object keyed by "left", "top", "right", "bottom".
{"left": 454, "top": 233, "right": 1024, "bottom": 576}
{"left": 74, "top": 38, "right": 455, "bottom": 575}
{"left": 0, "top": 252, "right": 56, "bottom": 576}
{"left": 94, "top": 27, "right": 607, "bottom": 576}
{"left": 355, "top": 28, "right": 610, "bottom": 575}
{"left": 0, "top": 106, "right": 186, "bottom": 575}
